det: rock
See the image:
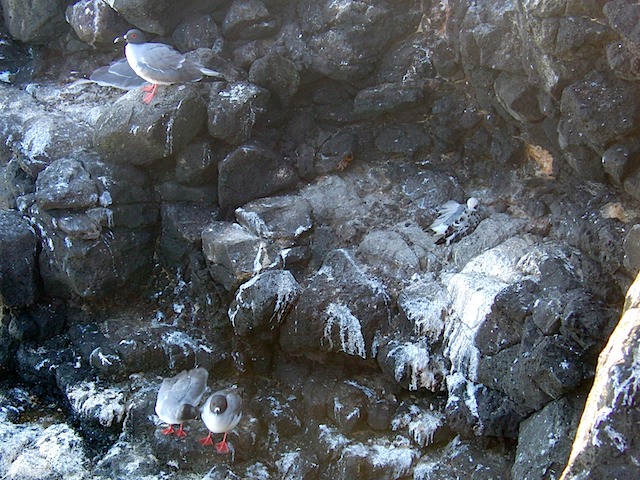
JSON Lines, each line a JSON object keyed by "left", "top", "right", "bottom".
{"left": 201, "top": 221, "right": 270, "bottom": 290}
{"left": 37, "top": 225, "right": 156, "bottom": 298}
{"left": 275, "top": 450, "right": 319, "bottom": 480}
{"left": 235, "top": 195, "right": 312, "bottom": 242}
{"left": 300, "top": 176, "right": 365, "bottom": 227}
{"left": 157, "top": 181, "right": 217, "bottom": 204}
{"left": 602, "top": 140, "right": 640, "bottom": 184}
{"left": 206, "top": 82, "right": 270, "bottom": 145}
{"left": 327, "top": 382, "right": 367, "bottom": 434}
{"left": 66, "top": 0, "right": 130, "bottom": 46}
{"left": 0, "top": 0, "right": 69, "bottom": 43}
{"left": 322, "top": 431, "right": 420, "bottom": 480}
{"left": 173, "top": 15, "right": 223, "bottom": 52}
{"left": 554, "top": 16, "right": 614, "bottom": 62}
{"left": 375, "top": 33, "right": 436, "bottom": 83}
{"left": 65, "top": 380, "right": 127, "bottom": 428}
{"left": 174, "top": 141, "right": 220, "bottom": 187}
{"left": 222, "top": 0, "right": 279, "bottom": 40}
{"left": 623, "top": 224, "right": 640, "bottom": 276}
{"left": 494, "top": 72, "right": 545, "bottom": 123}
{"left": 558, "top": 289, "right": 616, "bottom": 353}
{"left": 391, "top": 401, "right": 446, "bottom": 448}
{"left": 353, "top": 82, "right": 426, "bottom": 117}
{"left": 377, "top": 336, "right": 447, "bottom": 392}
{"left": 445, "top": 372, "right": 524, "bottom": 438}
{"left": 254, "top": 392, "right": 302, "bottom": 440}
{"left": 103, "top": 0, "right": 179, "bottom": 35}
{"left": 93, "top": 440, "right": 162, "bottom": 479}
{"left": 452, "top": 214, "right": 528, "bottom": 269}
{"left": 20, "top": 113, "right": 93, "bottom": 167}
{"left": 314, "top": 130, "right": 357, "bottom": 175}
{"left": 228, "top": 269, "right": 301, "bottom": 336}
{"left": 249, "top": 53, "right": 300, "bottom": 105}
{"left": 29, "top": 153, "right": 157, "bottom": 299}
{"left": 512, "top": 394, "right": 585, "bottom": 480}
{"left": 0, "top": 422, "right": 90, "bottom": 479}
{"left": 413, "top": 435, "right": 514, "bottom": 480}
{"left": 279, "top": 249, "right": 392, "bottom": 360}
{"left": 35, "top": 158, "right": 99, "bottom": 210}
{"left": 624, "top": 169, "right": 640, "bottom": 201}
{"left": 397, "top": 277, "right": 448, "bottom": 342}
{"left": 604, "top": 0, "right": 640, "bottom": 45}
{"left": 94, "top": 84, "right": 207, "bottom": 165}
{"left": 374, "top": 124, "right": 430, "bottom": 156}
{"left": 459, "top": 1, "right": 523, "bottom": 73}
{"left": 358, "top": 229, "right": 420, "bottom": 278}
{"left": 0, "top": 31, "right": 32, "bottom": 84}
{"left": 0, "top": 210, "right": 38, "bottom": 307}
{"left": 296, "top": 0, "right": 421, "bottom": 81}
{"left": 158, "top": 203, "right": 220, "bottom": 270}
{"left": 217, "top": 143, "right": 298, "bottom": 210}
{"left": 560, "top": 72, "right": 640, "bottom": 149}
{"left": 560, "top": 272, "right": 640, "bottom": 479}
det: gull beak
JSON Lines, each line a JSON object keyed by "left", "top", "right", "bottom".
{"left": 114, "top": 35, "right": 125, "bottom": 44}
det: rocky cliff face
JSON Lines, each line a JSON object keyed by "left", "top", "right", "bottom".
{"left": 1, "top": 0, "right": 639, "bottom": 479}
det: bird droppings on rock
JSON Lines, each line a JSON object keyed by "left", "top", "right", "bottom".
{"left": 66, "top": 381, "right": 127, "bottom": 428}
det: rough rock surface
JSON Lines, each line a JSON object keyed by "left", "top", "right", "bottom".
{"left": 0, "top": 0, "right": 639, "bottom": 478}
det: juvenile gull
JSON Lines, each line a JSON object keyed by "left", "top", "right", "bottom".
{"left": 199, "top": 387, "right": 243, "bottom": 454}
{"left": 430, "top": 197, "right": 480, "bottom": 245}
{"left": 115, "top": 29, "right": 225, "bottom": 103}
{"left": 155, "top": 367, "right": 208, "bottom": 438}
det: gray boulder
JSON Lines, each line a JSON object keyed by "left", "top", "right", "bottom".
{"left": 560, "top": 273, "right": 640, "bottom": 479}
{"left": 173, "top": 15, "right": 223, "bottom": 52}
{"left": 94, "top": 85, "right": 208, "bottom": 165}
{"left": 513, "top": 394, "right": 585, "bottom": 480}
{"left": 218, "top": 143, "right": 298, "bottom": 210}
{"left": 249, "top": 53, "right": 300, "bottom": 105}
{"left": 413, "top": 435, "right": 514, "bottom": 480}
{"left": 103, "top": 0, "right": 178, "bottom": 35}
{"left": 560, "top": 71, "right": 640, "bottom": 150}
{"left": 158, "top": 203, "right": 220, "bottom": 270}
{"left": 0, "top": 210, "right": 38, "bottom": 307}
{"left": 377, "top": 336, "right": 447, "bottom": 392}
{"left": 31, "top": 154, "right": 157, "bottom": 299}
{"left": 206, "top": 82, "right": 270, "bottom": 145}
{"left": 0, "top": 0, "right": 68, "bottom": 43}
{"left": 295, "top": 0, "right": 421, "bottom": 81}
{"left": 228, "top": 269, "right": 301, "bottom": 336}
{"left": 202, "top": 221, "right": 270, "bottom": 290}
{"left": 353, "top": 82, "right": 426, "bottom": 117}
{"left": 21, "top": 114, "right": 94, "bottom": 170}
{"left": 280, "top": 249, "right": 392, "bottom": 360}
{"left": 66, "top": 0, "right": 131, "bottom": 46}
{"left": 222, "top": 0, "right": 279, "bottom": 40}
{"left": 35, "top": 158, "right": 98, "bottom": 210}
{"left": 235, "top": 195, "right": 312, "bottom": 241}
{"left": 174, "top": 141, "right": 220, "bottom": 187}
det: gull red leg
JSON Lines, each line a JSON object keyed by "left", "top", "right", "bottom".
{"left": 198, "top": 432, "right": 214, "bottom": 446}
{"left": 161, "top": 424, "right": 175, "bottom": 435}
{"left": 142, "top": 84, "right": 158, "bottom": 103}
{"left": 215, "top": 432, "right": 230, "bottom": 454}
{"left": 175, "top": 423, "right": 187, "bottom": 438}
